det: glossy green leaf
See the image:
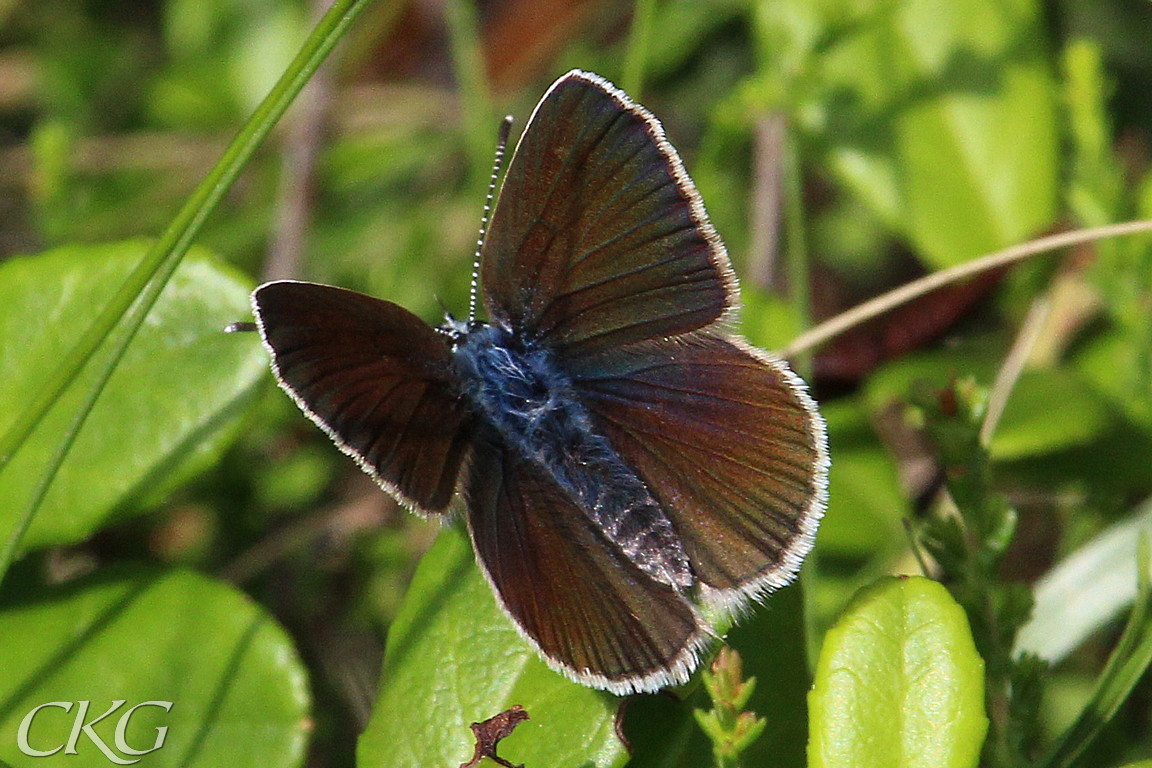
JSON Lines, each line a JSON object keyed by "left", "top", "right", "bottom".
{"left": 0, "top": 241, "right": 266, "bottom": 551}
{"left": 809, "top": 576, "right": 987, "bottom": 768}
{"left": 357, "top": 525, "right": 627, "bottom": 768}
{"left": 0, "top": 568, "right": 310, "bottom": 768}
{"left": 809, "top": 0, "right": 1058, "bottom": 267}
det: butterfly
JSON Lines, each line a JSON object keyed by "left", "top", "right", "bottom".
{"left": 250, "top": 70, "right": 828, "bottom": 695}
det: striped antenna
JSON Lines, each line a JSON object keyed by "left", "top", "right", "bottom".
{"left": 469, "top": 115, "right": 515, "bottom": 323}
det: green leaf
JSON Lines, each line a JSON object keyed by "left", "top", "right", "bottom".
{"left": 808, "top": 576, "right": 987, "bottom": 768}
{"left": 816, "top": 400, "right": 908, "bottom": 558}
{"left": 809, "top": 0, "right": 1058, "bottom": 267}
{"left": 0, "top": 0, "right": 378, "bottom": 580}
{"left": 0, "top": 241, "right": 266, "bottom": 551}
{"left": 1076, "top": 329, "right": 1152, "bottom": 433}
{"left": 0, "top": 568, "right": 310, "bottom": 768}
{"left": 990, "top": 370, "right": 1112, "bottom": 460}
{"left": 357, "top": 525, "right": 627, "bottom": 768}
{"left": 863, "top": 342, "right": 1001, "bottom": 412}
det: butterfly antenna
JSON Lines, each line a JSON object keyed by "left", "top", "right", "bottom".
{"left": 469, "top": 115, "right": 515, "bottom": 323}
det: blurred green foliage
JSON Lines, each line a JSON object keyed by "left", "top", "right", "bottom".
{"left": 1, "top": 0, "right": 1152, "bottom": 766}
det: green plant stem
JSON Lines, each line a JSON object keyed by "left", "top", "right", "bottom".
{"left": 916, "top": 382, "right": 1027, "bottom": 767}
{"left": 442, "top": 0, "right": 493, "bottom": 182}
{"left": 965, "top": 529, "right": 1015, "bottom": 767}
{"left": 0, "top": 0, "right": 379, "bottom": 585}
{"left": 622, "top": 0, "right": 658, "bottom": 96}
{"left": 781, "top": 128, "right": 812, "bottom": 376}
{"left": 946, "top": 460, "right": 1015, "bottom": 766}
{"left": 776, "top": 125, "right": 823, "bottom": 671}
{"left": 961, "top": 461, "right": 1014, "bottom": 766}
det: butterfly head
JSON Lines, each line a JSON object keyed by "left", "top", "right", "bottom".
{"left": 438, "top": 313, "right": 488, "bottom": 349}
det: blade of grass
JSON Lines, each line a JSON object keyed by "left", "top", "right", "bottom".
{"left": 1035, "top": 537, "right": 1152, "bottom": 768}
{"left": 1017, "top": 501, "right": 1152, "bottom": 664}
{"left": 0, "top": 0, "right": 380, "bottom": 584}
{"left": 443, "top": 0, "right": 494, "bottom": 183}
{"left": 621, "top": 0, "right": 658, "bottom": 96}
{"left": 781, "top": 127, "right": 812, "bottom": 376}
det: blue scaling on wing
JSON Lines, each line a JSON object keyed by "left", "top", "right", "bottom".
{"left": 452, "top": 321, "right": 692, "bottom": 589}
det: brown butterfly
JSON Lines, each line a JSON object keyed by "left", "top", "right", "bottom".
{"left": 251, "top": 70, "right": 828, "bottom": 694}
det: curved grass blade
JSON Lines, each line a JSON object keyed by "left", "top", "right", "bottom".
{"left": 0, "top": 0, "right": 378, "bottom": 585}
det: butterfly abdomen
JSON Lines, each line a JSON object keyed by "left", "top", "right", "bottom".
{"left": 453, "top": 323, "right": 693, "bottom": 588}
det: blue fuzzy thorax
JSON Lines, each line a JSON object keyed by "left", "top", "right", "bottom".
{"left": 451, "top": 322, "right": 692, "bottom": 588}
{"left": 452, "top": 324, "right": 587, "bottom": 462}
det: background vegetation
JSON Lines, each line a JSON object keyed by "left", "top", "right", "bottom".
{"left": 1, "top": 0, "right": 1151, "bottom": 766}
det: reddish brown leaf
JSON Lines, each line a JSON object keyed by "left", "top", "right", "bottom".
{"left": 460, "top": 705, "right": 530, "bottom": 768}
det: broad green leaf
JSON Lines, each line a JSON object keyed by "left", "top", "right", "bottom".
{"left": 1017, "top": 499, "right": 1152, "bottom": 663}
{"left": 990, "top": 368, "right": 1152, "bottom": 497}
{"left": 808, "top": 0, "right": 1058, "bottom": 267}
{"left": 0, "top": 568, "right": 310, "bottom": 768}
{"left": 809, "top": 576, "right": 987, "bottom": 768}
{"left": 357, "top": 525, "right": 627, "bottom": 768}
{"left": 0, "top": 241, "right": 266, "bottom": 551}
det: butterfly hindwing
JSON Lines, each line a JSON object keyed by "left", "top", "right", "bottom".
{"left": 572, "top": 332, "right": 829, "bottom": 609}
{"left": 481, "top": 70, "right": 733, "bottom": 359}
{"left": 465, "top": 436, "right": 707, "bottom": 694}
{"left": 252, "top": 281, "right": 474, "bottom": 513}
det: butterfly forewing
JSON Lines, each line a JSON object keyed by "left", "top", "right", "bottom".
{"left": 466, "top": 437, "right": 706, "bottom": 694}
{"left": 481, "top": 71, "right": 732, "bottom": 359}
{"left": 252, "top": 281, "right": 474, "bottom": 513}
{"left": 572, "top": 332, "right": 828, "bottom": 606}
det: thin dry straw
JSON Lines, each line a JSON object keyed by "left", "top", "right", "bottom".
{"left": 781, "top": 220, "right": 1152, "bottom": 359}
